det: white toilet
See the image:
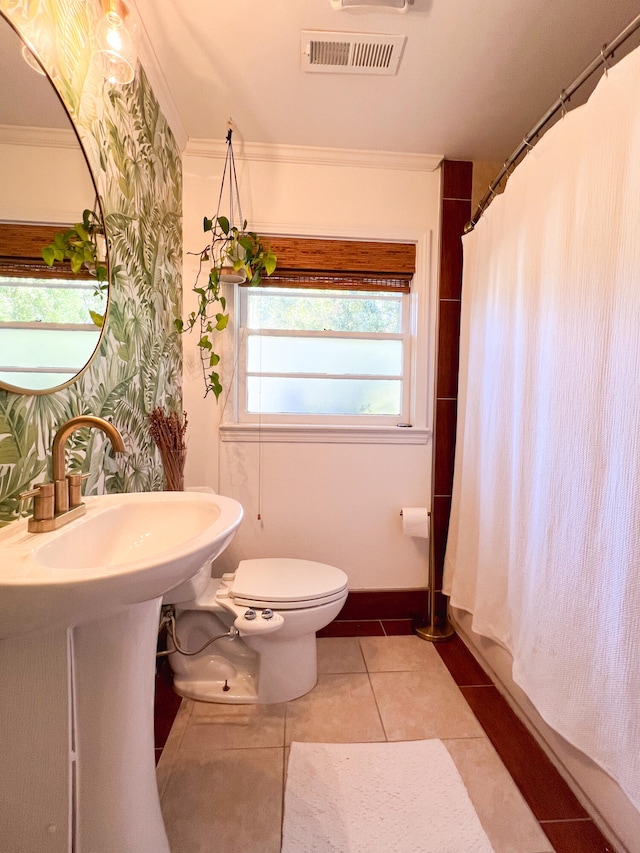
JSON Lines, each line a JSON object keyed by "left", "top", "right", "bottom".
{"left": 163, "top": 557, "right": 348, "bottom": 704}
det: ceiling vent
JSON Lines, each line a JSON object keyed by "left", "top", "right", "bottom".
{"left": 330, "top": 0, "right": 413, "bottom": 10}
{"left": 301, "top": 31, "right": 407, "bottom": 75}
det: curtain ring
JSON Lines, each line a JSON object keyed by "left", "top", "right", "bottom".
{"left": 601, "top": 43, "right": 611, "bottom": 76}
{"left": 523, "top": 137, "right": 534, "bottom": 151}
{"left": 559, "top": 89, "right": 569, "bottom": 118}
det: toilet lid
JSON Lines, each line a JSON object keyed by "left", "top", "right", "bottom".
{"left": 231, "top": 558, "right": 348, "bottom": 606}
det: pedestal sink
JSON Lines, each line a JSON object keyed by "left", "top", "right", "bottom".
{"left": 0, "top": 490, "right": 243, "bottom": 853}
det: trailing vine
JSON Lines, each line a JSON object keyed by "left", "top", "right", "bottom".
{"left": 176, "top": 214, "right": 276, "bottom": 399}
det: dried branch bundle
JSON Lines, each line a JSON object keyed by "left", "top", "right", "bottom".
{"left": 148, "top": 407, "right": 188, "bottom": 491}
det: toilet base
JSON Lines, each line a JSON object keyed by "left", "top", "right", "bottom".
{"left": 245, "top": 631, "right": 318, "bottom": 704}
{"left": 172, "top": 632, "right": 319, "bottom": 704}
{"left": 173, "top": 673, "right": 259, "bottom": 704}
{"left": 167, "top": 580, "right": 347, "bottom": 704}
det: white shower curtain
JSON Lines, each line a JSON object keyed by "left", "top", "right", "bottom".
{"left": 444, "top": 45, "right": 640, "bottom": 810}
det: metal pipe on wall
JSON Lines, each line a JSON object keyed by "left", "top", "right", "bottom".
{"left": 466, "top": 13, "right": 640, "bottom": 232}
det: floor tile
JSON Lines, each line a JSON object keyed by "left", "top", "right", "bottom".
{"left": 156, "top": 699, "right": 194, "bottom": 797}
{"left": 461, "top": 685, "right": 589, "bottom": 821}
{"left": 539, "top": 819, "right": 618, "bottom": 853}
{"left": 360, "top": 634, "right": 445, "bottom": 672}
{"left": 370, "top": 670, "right": 485, "bottom": 741}
{"left": 161, "top": 747, "right": 284, "bottom": 853}
{"left": 285, "top": 673, "right": 385, "bottom": 745}
{"left": 180, "top": 700, "right": 286, "bottom": 750}
{"left": 445, "top": 737, "right": 554, "bottom": 853}
{"left": 317, "top": 637, "right": 366, "bottom": 673}
{"left": 156, "top": 634, "right": 619, "bottom": 853}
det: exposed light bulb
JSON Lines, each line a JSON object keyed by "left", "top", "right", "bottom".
{"left": 92, "top": 0, "right": 139, "bottom": 85}
{"left": 105, "top": 27, "right": 125, "bottom": 53}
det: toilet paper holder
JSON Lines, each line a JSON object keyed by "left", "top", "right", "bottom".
{"left": 399, "top": 507, "right": 455, "bottom": 643}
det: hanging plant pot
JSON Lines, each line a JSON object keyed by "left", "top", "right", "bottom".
{"left": 219, "top": 238, "right": 248, "bottom": 284}
{"left": 219, "top": 266, "right": 247, "bottom": 285}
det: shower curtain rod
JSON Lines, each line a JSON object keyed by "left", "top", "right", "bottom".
{"left": 465, "top": 13, "right": 640, "bottom": 233}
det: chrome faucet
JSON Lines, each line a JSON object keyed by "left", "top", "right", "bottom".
{"left": 20, "top": 415, "right": 124, "bottom": 533}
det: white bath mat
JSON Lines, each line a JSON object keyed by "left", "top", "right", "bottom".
{"left": 282, "top": 739, "right": 495, "bottom": 853}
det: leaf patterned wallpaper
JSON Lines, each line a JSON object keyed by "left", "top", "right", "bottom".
{"left": 0, "top": 0, "right": 183, "bottom": 527}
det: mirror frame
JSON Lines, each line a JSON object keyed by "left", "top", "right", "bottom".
{"left": 0, "top": 11, "right": 110, "bottom": 396}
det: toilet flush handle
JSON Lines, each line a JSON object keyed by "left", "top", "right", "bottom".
{"left": 233, "top": 609, "right": 284, "bottom": 636}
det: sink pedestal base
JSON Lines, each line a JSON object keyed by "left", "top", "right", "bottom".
{"left": 0, "top": 599, "right": 170, "bottom": 853}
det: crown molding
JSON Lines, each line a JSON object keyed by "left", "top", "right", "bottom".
{"left": 0, "top": 125, "right": 79, "bottom": 149}
{"left": 185, "top": 138, "right": 443, "bottom": 172}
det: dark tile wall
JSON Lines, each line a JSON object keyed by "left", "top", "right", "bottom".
{"left": 323, "top": 159, "right": 473, "bottom": 629}
{"left": 433, "top": 160, "right": 472, "bottom": 618}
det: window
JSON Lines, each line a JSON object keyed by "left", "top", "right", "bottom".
{"left": 236, "top": 237, "right": 415, "bottom": 426}
{"left": 0, "top": 275, "right": 105, "bottom": 390}
{"left": 0, "top": 223, "right": 105, "bottom": 390}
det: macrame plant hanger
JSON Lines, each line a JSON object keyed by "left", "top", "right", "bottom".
{"left": 213, "top": 123, "right": 265, "bottom": 521}
{"left": 213, "top": 123, "right": 247, "bottom": 285}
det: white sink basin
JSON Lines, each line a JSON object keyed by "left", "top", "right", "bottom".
{"left": 0, "top": 488, "right": 244, "bottom": 853}
{"left": 0, "top": 490, "right": 243, "bottom": 639}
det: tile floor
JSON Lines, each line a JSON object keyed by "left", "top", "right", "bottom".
{"left": 156, "top": 635, "right": 617, "bottom": 853}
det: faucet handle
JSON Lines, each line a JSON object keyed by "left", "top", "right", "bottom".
{"left": 18, "top": 482, "right": 55, "bottom": 521}
{"left": 67, "top": 472, "right": 90, "bottom": 509}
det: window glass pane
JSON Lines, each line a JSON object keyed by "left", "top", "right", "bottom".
{"left": 247, "top": 335, "right": 402, "bottom": 376}
{"left": 0, "top": 328, "right": 100, "bottom": 370}
{"left": 0, "top": 277, "right": 104, "bottom": 324}
{"left": 0, "top": 370, "right": 73, "bottom": 389}
{"left": 247, "top": 377, "right": 402, "bottom": 415}
{"left": 247, "top": 288, "right": 402, "bottom": 333}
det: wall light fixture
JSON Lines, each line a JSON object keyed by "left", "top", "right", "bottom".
{"left": 92, "top": 0, "right": 139, "bottom": 85}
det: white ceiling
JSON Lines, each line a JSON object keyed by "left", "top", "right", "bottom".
{"left": 132, "top": 0, "right": 640, "bottom": 162}
{"left": 0, "top": 20, "right": 74, "bottom": 129}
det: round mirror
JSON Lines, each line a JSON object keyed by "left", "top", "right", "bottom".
{"left": 0, "top": 13, "right": 109, "bottom": 395}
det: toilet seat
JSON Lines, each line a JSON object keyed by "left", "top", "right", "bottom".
{"left": 222, "top": 558, "right": 348, "bottom": 610}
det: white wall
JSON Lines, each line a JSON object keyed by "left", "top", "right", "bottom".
{"left": 182, "top": 145, "right": 442, "bottom": 590}
{"left": 0, "top": 134, "right": 94, "bottom": 223}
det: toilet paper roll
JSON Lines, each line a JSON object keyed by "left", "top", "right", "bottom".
{"left": 401, "top": 507, "right": 430, "bottom": 539}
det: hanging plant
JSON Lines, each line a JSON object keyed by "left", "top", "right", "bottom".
{"left": 175, "top": 128, "right": 277, "bottom": 400}
{"left": 41, "top": 207, "right": 109, "bottom": 327}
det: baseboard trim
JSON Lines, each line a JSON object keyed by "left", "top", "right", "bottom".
{"left": 339, "top": 588, "right": 429, "bottom": 621}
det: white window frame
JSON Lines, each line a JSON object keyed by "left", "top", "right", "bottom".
{"left": 236, "top": 286, "right": 411, "bottom": 427}
{"left": 0, "top": 275, "right": 105, "bottom": 387}
{"left": 220, "top": 228, "right": 433, "bottom": 446}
